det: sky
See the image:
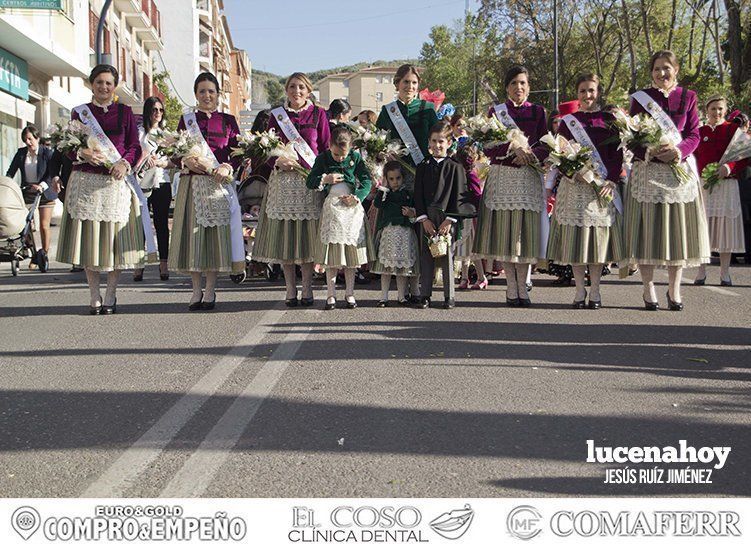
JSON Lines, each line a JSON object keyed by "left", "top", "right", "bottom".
{"left": 222, "top": 0, "right": 478, "bottom": 75}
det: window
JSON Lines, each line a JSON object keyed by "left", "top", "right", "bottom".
{"left": 343, "top": 80, "right": 349, "bottom": 88}
{"left": 375, "top": 92, "right": 383, "bottom": 101}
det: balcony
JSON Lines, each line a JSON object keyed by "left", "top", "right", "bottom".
{"left": 116, "top": 0, "right": 163, "bottom": 49}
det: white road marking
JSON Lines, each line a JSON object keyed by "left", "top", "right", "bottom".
{"left": 159, "top": 327, "right": 310, "bottom": 497}
{"left": 701, "top": 285, "right": 741, "bottom": 297}
{"left": 82, "top": 304, "right": 286, "bottom": 498}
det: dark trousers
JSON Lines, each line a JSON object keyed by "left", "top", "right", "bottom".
{"left": 419, "top": 213, "right": 456, "bottom": 301}
{"left": 148, "top": 183, "right": 171, "bottom": 260}
{"left": 739, "top": 168, "right": 751, "bottom": 260}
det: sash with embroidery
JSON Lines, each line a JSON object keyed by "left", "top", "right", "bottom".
{"left": 562, "top": 114, "right": 623, "bottom": 214}
{"left": 182, "top": 111, "right": 245, "bottom": 270}
{"left": 271, "top": 106, "right": 317, "bottom": 169}
{"left": 385, "top": 101, "right": 424, "bottom": 165}
{"left": 631, "top": 90, "right": 682, "bottom": 146}
{"left": 74, "top": 104, "right": 157, "bottom": 256}
{"left": 492, "top": 103, "right": 520, "bottom": 130}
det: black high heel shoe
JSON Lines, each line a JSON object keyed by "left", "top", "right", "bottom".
{"left": 89, "top": 296, "right": 102, "bottom": 315}
{"left": 588, "top": 299, "right": 602, "bottom": 310}
{"left": 324, "top": 297, "right": 336, "bottom": 311}
{"left": 643, "top": 296, "right": 659, "bottom": 311}
{"left": 201, "top": 296, "right": 216, "bottom": 311}
{"left": 285, "top": 296, "right": 299, "bottom": 307}
{"left": 300, "top": 296, "right": 315, "bottom": 307}
{"left": 188, "top": 294, "right": 203, "bottom": 311}
{"left": 572, "top": 299, "right": 586, "bottom": 309}
{"left": 102, "top": 297, "right": 117, "bottom": 315}
{"left": 666, "top": 291, "right": 683, "bottom": 311}
{"left": 518, "top": 297, "right": 531, "bottom": 308}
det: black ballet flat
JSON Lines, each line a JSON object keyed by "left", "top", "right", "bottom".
{"left": 572, "top": 299, "right": 586, "bottom": 309}
{"left": 300, "top": 297, "right": 314, "bottom": 307}
{"left": 693, "top": 277, "right": 706, "bottom": 286}
{"left": 345, "top": 297, "right": 358, "bottom": 309}
{"left": 188, "top": 295, "right": 203, "bottom": 311}
{"left": 666, "top": 291, "right": 683, "bottom": 311}
{"left": 324, "top": 298, "right": 337, "bottom": 311}
{"left": 377, "top": 300, "right": 389, "bottom": 308}
{"left": 518, "top": 297, "right": 531, "bottom": 308}
{"left": 101, "top": 298, "right": 117, "bottom": 315}
{"left": 720, "top": 279, "right": 732, "bottom": 287}
{"left": 643, "top": 296, "right": 659, "bottom": 311}
{"left": 285, "top": 297, "right": 299, "bottom": 307}
{"left": 506, "top": 297, "right": 520, "bottom": 307}
{"left": 588, "top": 299, "right": 602, "bottom": 310}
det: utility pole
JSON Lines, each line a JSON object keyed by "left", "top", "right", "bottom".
{"left": 553, "top": 0, "right": 559, "bottom": 110}
{"left": 95, "top": 0, "right": 113, "bottom": 65}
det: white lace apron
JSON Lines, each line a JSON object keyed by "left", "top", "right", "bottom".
{"left": 703, "top": 178, "right": 742, "bottom": 218}
{"left": 483, "top": 164, "right": 542, "bottom": 211}
{"left": 265, "top": 169, "right": 321, "bottom": 220}
{"left": 555, "top": 176, "right": 615, "bottom": 228}
{"left": 378, "top": 224, "right": 418, "bottom": 269}
{"left": 66, "top": 171, "right": 132, "bottom": 224}
{"left": 629, "top": 162, "right": 699, "bottom": 204}
{"left": 190, "top": 174, "right": 231, "bottom": 227}
{"left": 319, "top": 182, "right": 365, "bottom": 246}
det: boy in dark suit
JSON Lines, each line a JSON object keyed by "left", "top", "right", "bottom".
{"left": 414, "top": 122, "right": 476, "bottom": 308}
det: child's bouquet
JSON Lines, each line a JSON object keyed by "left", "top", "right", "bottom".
{"left": 427, "top": 233, "right": 452, "bottom": 258}
{"left": 611, "top": 109, "right": 691, "bottom": 184}
{"left": 541, "top": 133, "right": 613, "bottom": 206}
{"left": 351, "top": 125, "right": 412, "bottom": 178}
{"left": 232, "top": 129, "right": 309, "bottom": 177}
{"left": 48, "top": 120, "right": 113, "bottom": 169}
{"left": 701, "top": 129, "right": 751, "bottom": 193}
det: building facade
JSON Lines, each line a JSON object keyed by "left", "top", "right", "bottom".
{"left": 0, "top": 0, "right": 91, "bottom": 174}
{"left": 314, "top": 66, "right": 399, "bottom": 115}
{"left": 158, "top": 0, "right": 251, "bottom": 114}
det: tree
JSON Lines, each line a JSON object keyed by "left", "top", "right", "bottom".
{"left": 265, "top": 78, "right": 285, "bottom": 106}
{"left": 153, "top": 72, "right": 183, "bottom": 130}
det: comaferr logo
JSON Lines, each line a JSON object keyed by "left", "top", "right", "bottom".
{"left": 506, "top": 507, "right": 742, "bottom": 539}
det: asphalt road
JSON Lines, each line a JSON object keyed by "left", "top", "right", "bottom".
{"left": 0, "top": 229, "right": 749, "bottom": 498}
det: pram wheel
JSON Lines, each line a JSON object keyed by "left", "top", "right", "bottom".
{"left": 11, "top": 259, "right": 18, "bottom": 276}
{"left": 230, "top": 271, "right": 246, "bottom": 284}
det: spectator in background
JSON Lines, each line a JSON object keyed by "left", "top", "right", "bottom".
{"left": 357, "top": 109, "right": 377, "bottom": 128}
{"left": 6, "top": 125, "right": 55, "bottom": 267}
{"left": 328, "top": 99, "right": 352, "bottom": 130}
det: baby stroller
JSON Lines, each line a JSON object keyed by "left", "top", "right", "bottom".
{"left": 231, "top": 174, "right": 280, "bottom": 284}
{"left": 0, "top": 176, "right": 47, "bottom": 275}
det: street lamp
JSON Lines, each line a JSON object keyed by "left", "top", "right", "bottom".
{"left": 95, "top": 0, "right": 113, "bottom": 65}
{"left": 553, "top": 0, "right": 559, "bottom": 109}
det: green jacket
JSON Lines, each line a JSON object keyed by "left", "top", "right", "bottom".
{"left": 376, "top": 99, "right": 439, "bottom": 167}
{"left": 306, "top": 149, "right": 372, "bottom": 202}
{"left": 373, "top": 186, "right": 414, "bottom": 231}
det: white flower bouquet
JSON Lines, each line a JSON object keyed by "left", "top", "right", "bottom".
{"left": 541, "top": 133, "right": 612, "bottom": 206}
{"left": 48, "top": 120, "right": 113, "bottom": 169}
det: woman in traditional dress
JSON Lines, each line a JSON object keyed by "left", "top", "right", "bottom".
{"left": 693, "top": 95, "right": 746, "bottom": 286}
{"left": 170, "top": 72, "right": 243, "bottom": 310}
{"left": 253, "top": 72, "right": 331, "bottom": 306}
{"left": 472, "top": 65, "right": 548, "bottom": 307}
{"left": 625, "top": 50, "right": 709, "bottom": 311}
{"left": 376, "top": 64, "right": 438, "bottom": 188}
{"left": 56, "top": 64, "right": 149, "bottom": 314}
{"left": 546, "top": 73, "right": 624, "bottom": 309}
{"left": 133, "top": 96, "right": 172, "bottom": 282}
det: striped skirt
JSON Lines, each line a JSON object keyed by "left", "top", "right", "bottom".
{"left": 316, "top": 220, "right": 375, "bottom": 269}
{"left": 472, "top": 206, "right": 540, "bottom": 264}
{"left": 624, "top": 169, "right": 710, "bottom": 267}
{"left": 703, "top": 180, "right": 745, "bottom": 253}
{"left": 252, "top": 189, "right": 319, "bottom": 265}
{"left": 547, "top": 214, "right": 624, "bottom": 266}
{"left": 56, "top": 175, "right": 147, "bottom": 272}
{"left": 169, "top": 174, "right": 238, "bottom": 274}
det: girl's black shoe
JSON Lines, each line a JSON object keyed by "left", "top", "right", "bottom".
{"left": 666, "top": 291, "right": 683, "bottom": 311}
{"left": 643, "top": 296, "right": 659, "bottom": 311}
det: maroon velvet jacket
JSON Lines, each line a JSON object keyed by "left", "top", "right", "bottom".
{"left": 485, "top": 100, "right": 549, "bottom": 167}
{"left": 694, "top": 121, "right": 742, "bottom": 177}
{"left": 178, "top": 110, "right": 241, "bottom": 173}
{"left": 70, "top": 102, "right": 141, "bottom": 175}
{"left": 558, "top": 110, "right": 624, "bottom": 184}
{"left": 628, "top": 87, "right": 700, "bottom": 162}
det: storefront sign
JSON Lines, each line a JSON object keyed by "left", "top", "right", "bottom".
{"left": 0, "top": 47, "right": 29, "bottom": 101}
{"left": 0, "top": 1, "right": 62, "bottom": 8}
